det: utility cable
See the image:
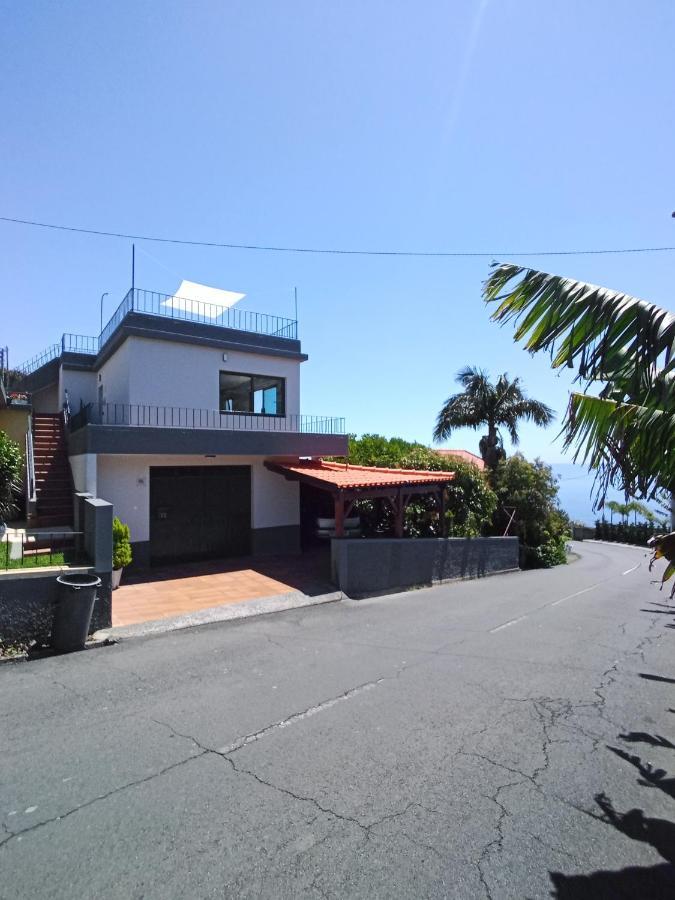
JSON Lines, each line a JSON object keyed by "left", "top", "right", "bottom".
{"left": 1, "top": 215, "right": 674, "bottom": 258}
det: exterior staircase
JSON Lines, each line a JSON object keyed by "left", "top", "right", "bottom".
{"left": 32, "top": 413, "right": 74, "bottom": 527}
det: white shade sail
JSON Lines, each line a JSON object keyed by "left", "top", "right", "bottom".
{"left": 162, "top": 280, "right": 246, "bottom": 319}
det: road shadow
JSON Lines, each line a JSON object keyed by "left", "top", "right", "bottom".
{"left": 550, "top": 793, "right": 675, "bottom": 898}
{"left": 608, "top": 747, "right": 675, "bottom": 800}
{"left": 618, "top": 731, "right": 675, "bottom": 750}
{"left": 593, "top": 792, "right": 675, "bottom": 863}
{"left": 550, "top": 863, "right": 675, "bottom": 898}
{"left": 550, "top": 647, "right": 675, "bottom": 900}
{"left": 639, "top": 673, "right": 675, "bottom": 684}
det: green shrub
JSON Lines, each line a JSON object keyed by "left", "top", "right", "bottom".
{"left": 112, "top": 516, "right": 133, "bottom": 569}
{"left": 593, "top": 519, "right": 663, "bottom": 547}
{"left": 0, "top": 430, "right": 23, "bottom": 523}
{"left": 532, "top": 536, "right": 569, "bottom": 568}
{"left": 522, "top": 539, "right": 567, "bottom": 569}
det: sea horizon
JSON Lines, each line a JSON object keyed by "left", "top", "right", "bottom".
{"left": 551, "top": 462, "right": 666, "bottom": 527}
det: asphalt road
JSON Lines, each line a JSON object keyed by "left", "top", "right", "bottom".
{"left": 2, "top": 541, "right": 675, "bottom": 899}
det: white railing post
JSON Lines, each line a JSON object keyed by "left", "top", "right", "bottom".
{"left": 25, "top": 427, "right": 37, "bottom": 520}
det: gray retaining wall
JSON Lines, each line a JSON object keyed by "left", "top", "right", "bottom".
{"left": 0, "top": 567, "right": 107, "bottom": 644}
{"left": 331, "top": 536, "right": 520, "bottom": 597}
{"left": 0, "top": 497, "right": 113, "bottom": 645}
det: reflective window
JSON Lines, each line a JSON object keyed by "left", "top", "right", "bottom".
{"left": 219, "top": 372, "right": 285, "bottom": 416}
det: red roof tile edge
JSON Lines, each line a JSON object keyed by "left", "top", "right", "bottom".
{"left": 267, "top": 458, "right": 455, "bottom": 490}
{"left": 435, "top": 449, "right": 485, "bottom": 469}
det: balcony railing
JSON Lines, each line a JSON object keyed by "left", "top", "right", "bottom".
{"left": 70, "top": 402, "right": 345, "bottom": 435}
{"left": 99, "top": 288, "right": 298, "bottom": 349}
{"left": 17, "top": 334, "right": 98, "bottom": 374}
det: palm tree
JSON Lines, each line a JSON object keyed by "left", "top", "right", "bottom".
{"left": 605, "top": 499, "right": 621, "bottom": 524}
{"left": 627, "top": 500, "right": 656, "bottom": 525}
{"left": 484, "top": 263, "right": 675, "bottom": 520}
{"left": 433, "top": 367, "right": 554, "bottom": 469}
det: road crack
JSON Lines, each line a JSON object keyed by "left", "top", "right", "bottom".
{"left": 475, "top": 779, "right": 524, "bottom": 900}
{"left": 0, "top": 750, "right": 209, "bottom": 851}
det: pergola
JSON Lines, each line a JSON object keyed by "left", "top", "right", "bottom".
{"left": 265, "top": 459, "right": 456, "bottom": 538}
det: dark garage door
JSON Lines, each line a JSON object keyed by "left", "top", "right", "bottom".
{"left": 150, "top": 466, "right": 251, "bottom": 565}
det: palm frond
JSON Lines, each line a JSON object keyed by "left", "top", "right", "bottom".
{"left": 484, "top": 263, "right": 675, "bottom": 388}
{"left": 433, "top": 393, "right": 485, "bottom": 441}
{"left": 563, "top": 392, "right": 675, "bottom": 502}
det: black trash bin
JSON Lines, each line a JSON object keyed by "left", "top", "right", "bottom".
{"left": 51, "top": 574, "right": 102, "bottom": 652}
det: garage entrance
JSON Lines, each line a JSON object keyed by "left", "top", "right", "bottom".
{"left": 149, "top": 466, "right": 251, "bottom": 565}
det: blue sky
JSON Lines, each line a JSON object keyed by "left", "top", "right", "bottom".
{"left": 2, "top": 0, "right": 674, "bottom": 463}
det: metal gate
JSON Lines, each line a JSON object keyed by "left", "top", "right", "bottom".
{"left": 149, "top": 466, "right": 251, "bottom": 564}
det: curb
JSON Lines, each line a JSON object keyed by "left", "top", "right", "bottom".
{"left": 583, "top": 539, "right": 652, "bottom": 551}
{"left": 94, "top": 589, "right": 343, "bottom": 642}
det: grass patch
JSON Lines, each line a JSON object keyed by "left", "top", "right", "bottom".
{"left": 1, "top": 549, "right": 69, "bottom": 570}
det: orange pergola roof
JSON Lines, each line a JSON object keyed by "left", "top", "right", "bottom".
{"left": 266, "top": 459, "right": 455, "bottom": 492}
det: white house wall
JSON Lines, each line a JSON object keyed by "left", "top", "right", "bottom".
{"left": 69, "top": 453, "right": 97, "bottom": 496}
{"left": 59, "top": 368, "right": 98, "bottom": 413}
{"left": 95, "top": 454, "right": 299, "bottom": 544}
{"left": 124, "top": 336, "right": 301, "bottom": 416}
{"left": 98, "top": 339, "right": 131, "bottom": 406}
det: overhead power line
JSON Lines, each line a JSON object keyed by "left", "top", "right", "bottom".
{"left": 1, "top": 215, "right": 674, "bottom": 258}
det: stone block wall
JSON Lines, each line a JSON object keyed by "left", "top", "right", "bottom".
{"left": 331, "top": 536, "right": 519, "bottom": 597}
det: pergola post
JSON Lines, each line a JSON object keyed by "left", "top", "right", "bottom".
{"left": 334, "top": 492, "right": 345, "bottom": 538}
{"left": 393, "top": 488, "right": 404, "bottom": 538}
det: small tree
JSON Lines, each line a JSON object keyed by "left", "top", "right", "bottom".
{"left": 0, "top": 430, "right": 23, "bottom": 524}
{"left": 490, "top": 454, "right": 571, "bottom": 567}
{"left": 112, "top": 516, "right": 133, "bottom": 570}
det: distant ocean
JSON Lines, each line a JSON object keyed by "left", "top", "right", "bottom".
{"left": 551, "top": 463, "right": 665, "bottom": 526}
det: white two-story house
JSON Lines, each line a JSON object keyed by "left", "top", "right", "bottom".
{"left": 19, "top": 285, "right": 347, "bottom": 566}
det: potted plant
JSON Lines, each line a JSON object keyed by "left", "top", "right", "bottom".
{"left": 112, "top": 516, "right": 132, "bottom": 589}
{"left": 0, "top": 430, "right": 22, "bottom": 537}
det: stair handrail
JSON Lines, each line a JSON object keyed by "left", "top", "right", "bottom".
{"left": 62, "top": 388, "right": 71, "bottom": 426}
{"left": 25, "top": 426, "right": 37, "bottom": 517}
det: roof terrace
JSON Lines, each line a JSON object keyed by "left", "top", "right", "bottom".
{"left": 17, "top": 287, "right": 299, "bottom": 374}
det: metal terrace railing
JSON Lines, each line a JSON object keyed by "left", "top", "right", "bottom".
{"left": 69, "top": 402, "right": 345, "bottom": 435}
{"left": 17, "top": 288, "right": 298, "bottom": 374}
{"left": 98, "top": 288, "right": 298, "bottom": 349}
{"left": 17, "top": 334, "right": 98, "bottom": 374}
{"left": 65, "top": 333, "right": 99, "bottom": 354}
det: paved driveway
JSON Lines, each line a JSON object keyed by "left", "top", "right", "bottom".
{"left": 2, "top": 541, "right": 674, "bottom": 898}
{"left": 113, "top": 549, "right": 335, "bottom": 626}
